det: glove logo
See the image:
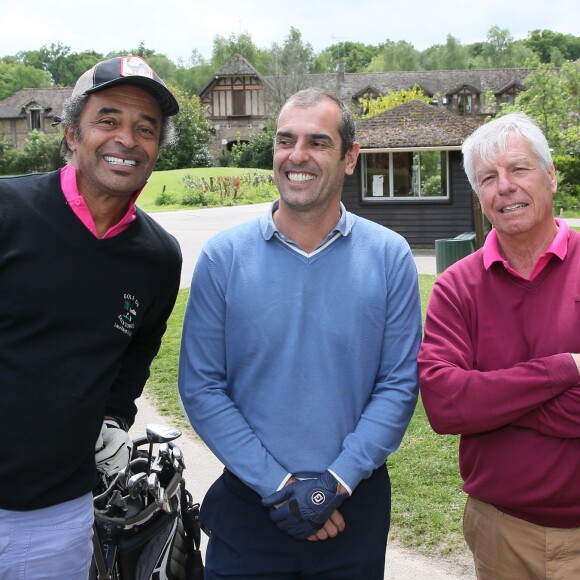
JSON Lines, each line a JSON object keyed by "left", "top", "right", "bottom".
{"left": 311, "top": 490, "right": 326, "bottom": 505}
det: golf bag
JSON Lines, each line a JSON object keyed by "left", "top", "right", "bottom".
{"left": 90, "top": 423, "right": 204, "bottom": 580}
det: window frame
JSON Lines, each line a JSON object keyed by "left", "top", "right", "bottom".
{"left": 29, "top": 108, "right": 42, "bottom": 131}
{"left": 232, "top": 89, "right": 246, "bottom": 116}
{"left": 360, "top": 148, "right": 455, "bottom": 203}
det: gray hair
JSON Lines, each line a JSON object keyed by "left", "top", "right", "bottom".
{"left": 462, "top": 112, "right": 553, "bottom": 194}
{"left": 56, "top": 93, "right": 177, "bottom": 162}
{"left": 276, "top": 88, "right": 356, "bottom": 159}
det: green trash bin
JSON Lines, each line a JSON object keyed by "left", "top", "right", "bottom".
{"left": 435, "top": 232, "right": 476, "bottom": 275}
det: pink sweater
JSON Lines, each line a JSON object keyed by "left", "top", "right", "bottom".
{"left": 419, "top": 229, "right": 580, "bottom": 527}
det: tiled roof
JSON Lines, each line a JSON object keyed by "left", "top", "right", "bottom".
{"left": 213, "top": 54, "right": 261, "bottom": 77}
{"left": 355, "top": 99, "right": 479, "bottom": 149}
{"left": 0, "top": 87, "right": 72, "bottom": 118}
{"left": 265, "top": 68, "right": 531, "bottom": 101}
{"left": 199, "top": 54, "right": 274, "bottom": 98}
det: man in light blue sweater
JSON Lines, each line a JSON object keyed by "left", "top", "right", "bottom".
{"left": 178, "top": 87, "right": 422, "bottom": 579}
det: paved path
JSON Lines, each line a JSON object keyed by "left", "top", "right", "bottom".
{"left": 149, "top": 203, "right": 437, "bottom": 289}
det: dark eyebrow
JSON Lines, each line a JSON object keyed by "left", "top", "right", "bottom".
{"left": 275, "top": 130, "right": 332, "bottom": 142}
{"left": 308, "top": 133, "right": 332, "bottom": 142}
{"left": 97, "top": 107, "right": 159, "bottom": 126}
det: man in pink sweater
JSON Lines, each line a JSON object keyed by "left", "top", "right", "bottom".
{"left": 419, "top": 112, "right": 580, "bottom": 579}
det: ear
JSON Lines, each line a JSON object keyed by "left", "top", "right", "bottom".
{"left": 548, "top": 164, "right": 558, "bottom": 196}
{"left": 344, "top": 141, "right": 360, "bottom": 176}
{"left": 63, "top": 126, "right": 78, "bottom": 154}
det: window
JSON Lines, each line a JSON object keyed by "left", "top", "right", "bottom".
{"left": 457, "top": 94, "right": 472, "bottom": 116}
{"left": 29, "top": 109, "right": 42, "bottom": 131}
{"left": 232, "top": 90, "right": 245, "bottom": 116}
{"left": 362, "top": 151, "right": 449, "bottom": 201}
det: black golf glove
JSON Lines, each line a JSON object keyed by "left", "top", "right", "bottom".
{"left": 262, "top": 471, "right": 348, "bottom": 539}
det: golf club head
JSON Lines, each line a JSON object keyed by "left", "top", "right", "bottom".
{"left": 145, "top": 424, "right": 181, "bottom": 444}
{"left": 172, "top": 445, "right": 185, "bottom": 469}
{"left": 147, "top": 473, "right": 162, "bottom": 504}
{"left": 127, "top": 472, "right": 148, "bottom": 499}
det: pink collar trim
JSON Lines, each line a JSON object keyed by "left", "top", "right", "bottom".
{"left": 60, "top": 165, "right": 142, "bottom": 239}
{"left": 483, "top": 219, "right": 569, "bottom": 280}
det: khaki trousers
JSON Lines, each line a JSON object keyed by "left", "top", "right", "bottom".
{"left": 463, "top": 495, "right": 580, "bottom": 580}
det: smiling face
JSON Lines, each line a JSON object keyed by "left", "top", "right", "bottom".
{"left": 475, "top": 134, "right": 557, "bottom": 242}
{"left": 65, "top": 84, "right": 162, "bottom": 202}
{"left": 273, "top": 99, "right": 359, "bottom": 213}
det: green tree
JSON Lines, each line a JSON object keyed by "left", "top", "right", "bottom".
{"left": 230, "top": 124, "right": 275, "bottom": 169}
{"left": 502, "top": 63, "right": 570, "bottom": 148}
{"left": 358, "top": 86, "right": 431, "bottom": 118}
{"left": 314, "top": 41, "right": 380, "bottom": 73}
{"left": 210, "top": 32, "right": 268, "bottom": 72}
{"left": 155, "top": 86, "right": 213, "bottom": 170}
{"left": 171, "top": 49, "right": 214, "bottom": 95}
{"left": 367, "top": 40, "right": 419, "bottom": 72}
{"left": 18, "top": 43, "right": 103, "bottom": 86}
{"left": 268, "top": 26, "right": 314, "bottom": 76}
{"left": 420, "top": 35, "right": 469, "bottom": 70}
{"left": 0, "top": 136, "right": 19, "bottom": 175}
{"left": 0, "top": 62, "right": 52, "bottom": 99}
{"left": 266, "top": 27, "right": 316, "bottom": 105}
{"left": 9, "top": 130, "right": 62, "bottom": 174}
{"left": 525, "top": 30, "right": 580, "bottom": 63}
{"left": 472, "top": 26, "right": 536, "bottom": 68}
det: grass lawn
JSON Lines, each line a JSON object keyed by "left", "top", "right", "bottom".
{"left": 139, "top": 167, "right": 275, "bottom": 213}
{"left": 145, "top": 273, "right": 468, "bottom": 558}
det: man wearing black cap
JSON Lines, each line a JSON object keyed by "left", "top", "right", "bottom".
{"left": 0, "top": 56, "right": 182, "bottom": 578}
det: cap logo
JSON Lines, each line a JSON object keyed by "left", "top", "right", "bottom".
{"left": 120, "top": 56, "right": 155, "bottom": 80}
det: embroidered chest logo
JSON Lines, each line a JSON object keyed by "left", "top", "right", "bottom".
{"left": 113, "top": 294, "right": 140, "bottom": 337}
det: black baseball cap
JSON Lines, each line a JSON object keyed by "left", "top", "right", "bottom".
{"left": 71, "top": 55, "right": 179, "bottom": 116}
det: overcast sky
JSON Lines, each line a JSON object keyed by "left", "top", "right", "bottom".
{"left": 1, "top": 0, "right": 578, "bottom": 64}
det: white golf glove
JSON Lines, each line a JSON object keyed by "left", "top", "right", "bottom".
{"left": 95, "top": 419, "right": 133, "bottom": 475}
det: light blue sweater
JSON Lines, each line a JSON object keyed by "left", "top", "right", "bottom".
{"left": 178, "top": 203, "right": 422, "bottom": 498}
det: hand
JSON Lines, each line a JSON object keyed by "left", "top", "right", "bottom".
{"left": 572, "top": 353, "right": 580, "bottom": 374}
{"left": 95, "top": 419, "right": 132, "bottom": 475}
{"left": 262, "top": 471, "right": 348, "bottom": 540}
{"left": 307, "top": 509, "right": 346, "bottom": 541}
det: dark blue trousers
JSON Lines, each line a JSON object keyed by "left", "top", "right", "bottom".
{"left": 200, "top": 465, "right": 391, "bottom": 579}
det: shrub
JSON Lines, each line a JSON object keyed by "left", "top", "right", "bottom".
{"left": 229, "top": 127, "right": 274, "bottom": 170}
{"left": 180, "top": 172, "right": 277, "bottom": 207}
{"left": 154, "top": 188, "right": 178, "bottom": 206}
{"left": 0, "top": 130, "right": 62, "bottom": 175}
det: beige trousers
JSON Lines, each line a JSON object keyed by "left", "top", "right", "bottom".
{"left": 463, "top": 495, "right": 580, "bottom": 580}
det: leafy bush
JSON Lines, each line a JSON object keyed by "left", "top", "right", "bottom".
{"left": 0, "top": 137, "right": 19, "bottom": 175}
{"left": 191, "top": 148, "right": 214, "bottom": 168}
{"left": 554, "top": 186, "right": 580, "bottom": 215}
{"left": 217, "top": 149, "right": 232, "bottom": 167}
{"left": 155, "top": 86, "right": 213, "bottom": 170}
{"left": 229, "top": 126, "right": 274, "bottom": 170}
{"left": 554, "top": 154, "right": 580, "bottom": 188}
{"left": 0, "top": 130, "right": 62, "bottom": 175}
{"left": 180, "top": 172, "right": 276, "bottom": 207}
{"left": 552, "top": 154, "right": 580, "bottom": 212}
{"left": 154, "top": 189, "right": 178, "bottom": 206}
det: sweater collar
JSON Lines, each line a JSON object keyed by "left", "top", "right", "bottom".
{"left": 260, "top": 199, "right": 354, "bottom": 242}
